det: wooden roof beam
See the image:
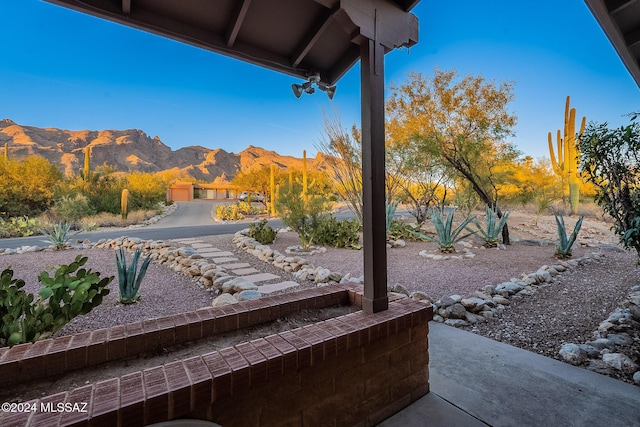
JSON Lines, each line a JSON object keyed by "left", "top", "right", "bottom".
{"left": 291, "top": 8, "right": 339, "bottom": 68}
{"left": 226, "top": 0, "right": 252, "bottom": 48}
{"left": 605, "top": 0, "right": 637, "bottom": 14}
{"left": 122, "top": 0, "right": 131, "bottom": 15}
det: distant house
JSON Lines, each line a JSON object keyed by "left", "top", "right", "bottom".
{"left": 167, "top": 181, "right": 238, "bottom": 202}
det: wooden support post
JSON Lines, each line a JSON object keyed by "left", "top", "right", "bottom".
{"left": 360, "top": 38, "right": 388, "bottom": 313}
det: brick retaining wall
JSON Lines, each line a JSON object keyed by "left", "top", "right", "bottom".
{"left": 0, "top": 284, "right": 433, "bottom": 426}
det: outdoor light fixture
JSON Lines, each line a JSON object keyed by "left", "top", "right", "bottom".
{"left": 292, "top": 73, "right": 337, "bottom": 99}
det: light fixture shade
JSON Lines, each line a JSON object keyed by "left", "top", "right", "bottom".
{"left": 325, "top": 85, "right": 337, "bottom": 100}
{"left": 292, "top": 84, "right": 303, "bottom": 98}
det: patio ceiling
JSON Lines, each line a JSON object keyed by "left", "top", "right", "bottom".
{"left": 45, "top": 0, "right": 419, "bottom": 85}
{"left": 585, "top": 0, "right": 640, "bottom": 88}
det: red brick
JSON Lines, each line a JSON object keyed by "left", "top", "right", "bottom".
{"left": 124, "top": 322, "right": 145, "bottom": 356}
{"left": 0, "top": 404, "right": 34, "bottom": 427}
{"left": 333, "top": 317, "right": 362, "bottom": 351}
{"left": 236, "top": 306, "right": 250, "bottom": 329}
{"left": 203, "top": 351, "right": 233, "bottom": 400}
{"left": 59, "top": 384, "right": 93, "bottom": 426}
{"left": 45, "top": 336, "right": 73, "bottom": 376}
{"left": 89, "top": 378, "right": 119, "bottom": 427}
{"left": 306, "top": 323, "right": 337, "bottom": 360}
{"left": 195, "top": 307, "right": 216, "bottom": 337}
{"left": 320, "top": 319, "right": 349, "bottom": 356}
{"left": 263, "top": 298, "right": 281, "bottom": 320}
{"left": 155, "top": 316, "right": 176, "bottom": 347}
{"left": 164, "top": 360, "right": 191, "bottom": 419}
{"left": 250, "top": 338, "right": 284, "bottom": 379}
{"left": 106, "top": 325, "right": 126, "bottom": 360}
{"left": 172, "top": 313, "right": 190, "bottom": 344}
{"left": 213, "top": 311, "right": 234, "bottom": 335}
{"left": 246, "top": 299, "right": 269, "bottom": 325}
{"left": 293, "top": 327, "right": 324, "bottom": 366}
{"left": 142, "top": 319, "right": 161, "bottom": 352}
{"left": 2, "top": 342, "right": 31, "bottom": 363}
{"left": 235, "top": 342, "right": 267, "bottom": 388}
{"left": 185, "top": 311, "right": 202, "bottom": 341}
{"left": 218, "top": 347, "right": 251, "bottom": 395}
{"left": 67, "top": 332, "right": 91, "bottom": 370}
{"left": 143, "top": 366, "right": 169, "bottom": 424}
{"left": 280, "top": 330, "right": 311, "bottom": 369}
{"left": 30, "top": 392, "right": 66, "bottom": 426}
{"left": 87, "top": 329, "right": 108, "bottom": 366}
{"left": 264, "top": 334, "right": 298, "bottom": 375}
{"left": 182, "top": 356, "right": 213, "bottom": 410}
{"left": 119, "top": 372, "right": 145, "bottom": 426}
{"left": 21, "top": 339, "right": 52, "bottom": 382}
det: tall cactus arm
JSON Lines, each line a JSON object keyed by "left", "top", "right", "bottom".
{"left": 548, "top": 132, "right": 558, "bottom": 170}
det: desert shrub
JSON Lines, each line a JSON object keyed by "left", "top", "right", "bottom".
{"left": 125, "top": 172, "right": 169, "bottom": 211}
{"left": 277, "top": 183, "right": 330, "bottom": 251}
{"left": 0, "top": 216, "right": 42, "bottom": 238}
{"left": 248, "top": 219, "right": 277, "bottom": 244}
{"left": 580, "top": 115, "right": 640, "bottom": 262}
{"left": 387, "top": 220, "right": 424, "bottom": 242}
{"left": 316, "top": 216, "right": 361, "bottom": 249}
{"left": 48, "top": 194, "right": 96, "bottom": 223}
{"left": 216, "top": 204, "right": 245, "bottom": 220}
{"left": 0, "top": 156, "right": 63, "bottom": 219}
{"left": 76, "top": 209, "right": 154, "bottom": 228}
{"left": 0, "top": 255, "right": 112, "bottom": 346}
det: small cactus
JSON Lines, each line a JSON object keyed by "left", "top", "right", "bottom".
{"left": 121, "top": 188, "right": 129, "bottom": 220}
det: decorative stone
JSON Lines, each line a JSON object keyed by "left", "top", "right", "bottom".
{"left": 559, "top": 343, "right": 587, "bottom": 365}
{"left": 602, "top": 353, "right": 638, "bottom": 373}
{"left": 236, "top": 290, "right": 262, "bottom": 301}
{"left": 212, "top": 293, "right": 237, "bottom": 307}
{"left": 391, "top": 283, "right": 410, "bottom": 297}
{"left": 495, "top": 282, "right": 524, "bottom": 295}
{"left": 411, "top": 291, "right": 433, "bottom": 303}
{"left": 444, "top": 319, "right": 469, "bottom": 327}
{"left": 461, "top": 297, "right": 486, "bottom": 312}
{"left": 446, "top": 303, "right": 468, "bottom": 320}
{"left": 222, "top": 277, "right": 259, "bottom": 293}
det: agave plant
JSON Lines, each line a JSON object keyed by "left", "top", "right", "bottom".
{"left": 411, "top": 208, "right": 477, "bottom": 253}
{"left": 386, "top": 197, "right": 400, "bottom": 234}
{"left": 115, "top": 247, "right": 151, "bottom": 304}
{"left": 554, "top": 214, "right": 584, "bottom": 258}
{"left": 40, "top": 222, "right": 74, "bottom": 249}
{"left": 472, "top": 205, "right": 510, "bottom": 248}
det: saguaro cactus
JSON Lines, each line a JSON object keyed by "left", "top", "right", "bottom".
{"left": 83, "top": 146, "right": 92, "bottom": 179}
{"left": 3, "top": 142, "right": 7, "bottom": 161}
{"left": 121, "top": 189, "right": 129, "bottom": 220}
{"left": 548, "top": 96, "right": 586, "bottom": 215}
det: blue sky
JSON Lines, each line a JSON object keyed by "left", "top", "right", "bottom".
{"left": 0, "top": 0, "right": 637, "bottom": 159}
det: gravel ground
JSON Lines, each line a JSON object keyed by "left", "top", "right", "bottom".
{"left": 1, "top": 210, "right": 638, "bottom": 386}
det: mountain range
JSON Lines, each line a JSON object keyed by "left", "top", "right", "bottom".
{"left": 0, "top": 118, "right": 326, "bottom": 181}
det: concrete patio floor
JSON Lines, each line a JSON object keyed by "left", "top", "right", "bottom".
{"left": 381, "top": 322, "right": 640, "bottom": 426}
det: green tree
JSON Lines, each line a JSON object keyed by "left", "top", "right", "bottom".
{"left": 579, "top": 114, "right": 640, "bottom": 261}
{"left": 386, "top": 68, "right": 518, "bottom": 243}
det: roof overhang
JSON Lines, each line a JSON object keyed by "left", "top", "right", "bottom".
{"left": 45, "top": 0, "right": 419, "bottom": 86}
{"left": 585, "top": 0, "right": 640, "bottom": 88}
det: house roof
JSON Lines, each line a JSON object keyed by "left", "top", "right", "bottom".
{"left": 45, "top": 0, "right": 419, "bottom": 86}
{"left": 585, "top": 0, "right": 640, "bottom": 88}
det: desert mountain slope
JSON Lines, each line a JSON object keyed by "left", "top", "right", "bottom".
{"left": 0, "top": 119, "right": 326, "bottom": 181}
